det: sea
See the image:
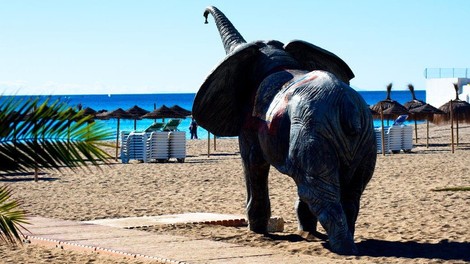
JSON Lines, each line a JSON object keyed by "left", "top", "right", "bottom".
{"left": 2, "top": 90, "right": 425, "bottom": 140}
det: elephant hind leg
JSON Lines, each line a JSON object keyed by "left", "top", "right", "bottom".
{"left": 342, "top": 154, "right": 376, "bottom": 236}
{"left": 239, "top": 133, "right": 271, "bottom": 234}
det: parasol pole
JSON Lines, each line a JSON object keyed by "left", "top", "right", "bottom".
{"left": 207, "top": 131, "right": 211, "bottom": 157}
{"left": 426, "top": 120, "right": 429, "bottom": 148}
{"left": 450, "top": 100, "right": 454, "bottom": 153}
{"left": 154, "top": 103, "right": 156, "bottom": 123}
{"left": 414, "top": 119, "right": 418, "bottom": 143}
{"left": 116, "top": 117, "right": 120, "bottom": 161}
{"left": 34, "top": 105, "right": 39, "bottom": 182}
{"left": 456, "top": 114, "right": 459, "bottom": 146}
{"left": 381, "top": 106, "right": 386, "bottom": 156}
{"left": 214, "top": 135, "right": 217, "bottom": 151}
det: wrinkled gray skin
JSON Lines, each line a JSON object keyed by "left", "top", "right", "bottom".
{"left": 193, "top": 6, "right": 376, "bottom": 255}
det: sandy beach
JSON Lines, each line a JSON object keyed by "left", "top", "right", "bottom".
{"left": 1, "top": 123, "right": 469, "bottom": 263}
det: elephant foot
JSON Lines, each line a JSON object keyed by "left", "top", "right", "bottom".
{"left": 247, "top": 218, "right": 269, "bottom": 234}
{"left": 328, "top": 233, "right": 358, "bottom": 255}
{"left": 248, "top": 224, "right": 267, "bottom": 234}
{"left": 314, "top": 202, "right": 358, "bottom": 255}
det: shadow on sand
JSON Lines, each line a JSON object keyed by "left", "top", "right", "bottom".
{"left": 264, "top": 234, "right": 469, "bottom": 262}
{"left": 356, "top": 239, "right": 470, "bottom": 262}
{"left": 0, "top": 172, "right": 58, "bottom": 182}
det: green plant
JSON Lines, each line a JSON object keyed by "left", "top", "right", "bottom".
{"left": 0, "top": 96, "right": 113, "bottom": 244}
{"left": 0, "top": 97, "right": 112, "bottom": 172}
{"left": 0, "top": 185, "right": 28, "bottom": 245}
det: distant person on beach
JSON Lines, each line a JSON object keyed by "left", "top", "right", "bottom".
{"left": 189, "top": 118, "right": 198, "bottom": 139}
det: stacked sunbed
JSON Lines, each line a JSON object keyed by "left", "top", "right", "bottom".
{"left": 375, "top": 125, "right": 413, "bottom": 154}
{"left": 120, "top": 119, "right": 186, "bottom": 163}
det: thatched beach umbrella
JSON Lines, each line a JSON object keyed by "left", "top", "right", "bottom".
{"left": 403, "top": 84, "right": 426, "bottom": 110}
{"left": 126, "top": 105, "right": 149, "bottom": 130}
{"left": 369, "top": 108, "right": 378, "bottom": 116}
{"left": 404, "top": 84, "right": 427, "bottom": 143}
{"left": 169, "top": 105, "right": 191, "bottom": 117}
{"left": 409, "top": 104, "right": 444, "bottom": 148}
{"left": 370, "top": 83, "right": 409, "bottom": 155}
{"left": 82, "top": 107, "right": 97, "bottom": 117}
{"left": 141, "top": 105, "right": 186, "bottom": 120}
{"left": 95, "top": 110, "right": 110, "bottom": 120}
{"left": 433, "top": 83, "right": 470, "bottom": 150}
{"left": 382, "top": 103, "right": 409, "bottom": 116}
{"left": 102, "top": 108, "right": 134, "bottom": 160}
{"left": 370, "top": 83, "right": 408, "bottom": 123}
{"left": 370, "top": 83, "right": 396, "bottom": 111}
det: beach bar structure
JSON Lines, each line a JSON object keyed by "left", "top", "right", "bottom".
{"left": 425, "top": 68, "right": 470, "bottom": 107}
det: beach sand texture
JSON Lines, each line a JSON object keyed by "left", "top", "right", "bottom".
{"left": 1, "top": 123, "right": 469, "bottom": 263}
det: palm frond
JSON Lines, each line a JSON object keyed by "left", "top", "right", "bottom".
{"left": 0, "top": 185, "right": 28, "bottom": 245}
{"left": 0, "top": 97, "right": 112, "bottom": 173}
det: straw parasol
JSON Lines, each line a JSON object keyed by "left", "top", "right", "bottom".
{"left": 101, "top": 108, "right": 134, "bottom": 160}
{"left": 141, "top": 105, "right": 187, "bottom": 120}
{"left": 370, "top": 83, "right": 409, "bottom": 155}
{"left": 82, "top": 107, "right": 97, "bottom": 117}
{"left": 403, "top": 84, "right": 427, "bottom": 143}
{"left": 370, "top": 83, "right": 409, "bottom": 123}
{"left": 126, "top": 105, "right": 149, "bottom": 130}
{"left": 169, "top": 105, "right": 191, "bottom": 117}
{"left": 369, "top": 107, "right": 378, "bottom": 116}
{"left": 408, "top": 104, "right": 444, "bottom": 148}
{"left": 370, "top": 83, "right": 396, "bottom": 112}
{"left": 433, "top": 83, "right": 470, "bottom": 150}
{"left": 403, "top": 84, "right": 426, "bottom": 110}
{"left": 381, "top": 103, "right": 409, "bottom": 116}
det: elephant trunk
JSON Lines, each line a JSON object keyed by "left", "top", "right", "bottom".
{"left": 204, "top": 6, "right": 247, "bottom": 54}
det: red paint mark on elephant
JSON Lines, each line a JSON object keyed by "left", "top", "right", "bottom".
{"left": 267, "top": 96, "right": 288, "bottom": 135}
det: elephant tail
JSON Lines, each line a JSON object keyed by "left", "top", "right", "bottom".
{"left": 204, "top": 6, "right": 247, "bottom": 54}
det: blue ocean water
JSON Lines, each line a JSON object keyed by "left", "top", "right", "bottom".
{"left": 2, "top": 90, "right": 425, "bottom": 139}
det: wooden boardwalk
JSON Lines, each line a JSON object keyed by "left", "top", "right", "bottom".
{"left": 24, "top": 216, "right": 340, "bottom": 264}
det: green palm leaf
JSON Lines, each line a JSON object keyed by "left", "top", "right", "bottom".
{"left": 0, "top": 97, "right": 112, "bottom": 172}
{"left": 1, "top": 96, "right": 114, "bottom": 244}
{"left": 0, "top": 185, "right": 28, "bottom": 245}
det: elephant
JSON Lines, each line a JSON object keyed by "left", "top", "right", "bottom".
{"left": 192, "top": 6, "right": 376, "bottom": 255}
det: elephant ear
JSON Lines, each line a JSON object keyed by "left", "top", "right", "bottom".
{"left": 193, "top": 43, "right": 260, "bottom": 137}
{"left": 285, "top": 40, "right": 354, "bottom": 84}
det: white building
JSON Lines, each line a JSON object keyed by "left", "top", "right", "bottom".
{"left": 425, "top": 68, "right": 470, "bottom": 107}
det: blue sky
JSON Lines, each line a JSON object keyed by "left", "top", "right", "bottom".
{"left": 1, "top": 0, "right": 469, "bottom": 95}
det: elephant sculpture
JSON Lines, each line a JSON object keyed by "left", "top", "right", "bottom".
{"left": 192, "top": 6, "right": 376, "bottom": 255}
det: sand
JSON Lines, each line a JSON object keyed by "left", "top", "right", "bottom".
{"left": 1, "top": 123, "right": 469, "bottom": 263}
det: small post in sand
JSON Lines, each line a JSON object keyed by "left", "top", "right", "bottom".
{"left": 450, "top": 100, "right": 454, "bottom": 153}
{"left": 214, "top": 135, "right": 217, "bottom": 151}
{"left": 207, "top": 132, "right": 211, "bottom": 157}
{"left": 380, "top": 106, "right": 386, "bottom": 156}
